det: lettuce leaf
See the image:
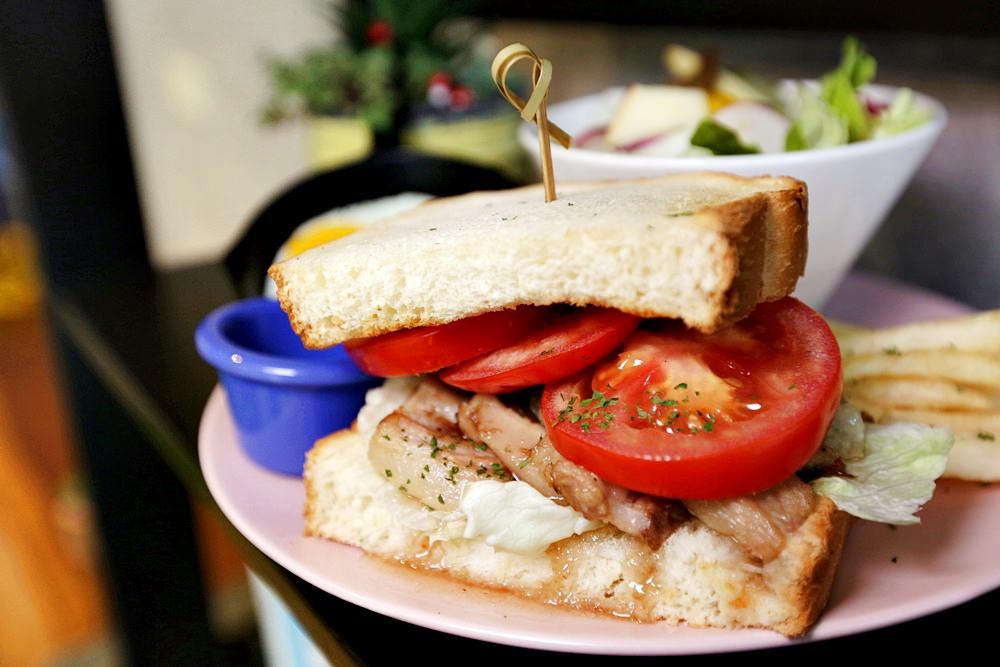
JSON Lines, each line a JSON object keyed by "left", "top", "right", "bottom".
{"left": 807, "top": 402, "right": 866, "bottom": 469}
{"left": 784, "top": 37, "right": 880, "bottom": 149}
{"left": 820, "top": 36, "right": 876, "bottom": 141}
{"left": 827, "top": 35, "right": 877, "bottom": 88}
{"left": 812, "top": 422, "right": 953, "bottom": 525}
{"left": 784, "top": 84, "right": 849, "bottom": 151}
{"left": 872, "top": 88, "right": 933, "bottom": 139}
{"left": 690, "top": 119, "right": 760, "bottom": 155}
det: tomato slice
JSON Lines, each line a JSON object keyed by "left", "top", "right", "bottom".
{"left": 345, "top": 306, "right": 547, "bottom": 377}
{"left": 439, "top": 307, "right": 641, "bottom": 393}
{"left": 541, "top": 298, "right": 842, "bottom": 499}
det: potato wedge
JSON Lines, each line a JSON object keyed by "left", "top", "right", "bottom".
{"left": 843, "top": 378, "right": 995, "bottom": 411}
{"left": 835, "top": 309, "right": 1000, "bottom": 482}
{"left": 843, "top": 350, "right": 1000, "bottom": 390}
{"left": 944, "top": 433, "right": 1000, "bottom": 482}
{"left": 826, "top": 318, "right": 870, "bottom": 339}
{"left": 866, "top": 407, "right": 1000, "bottom": 434}
{"left": 837, "top": 310, "right": 1000, "bottom": 356}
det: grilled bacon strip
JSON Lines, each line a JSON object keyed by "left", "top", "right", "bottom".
{"left": 370, "top": 378, "right": 814, "bottom": 559}
{"left": 685, "top": 477, "right": 817, "bottom": 562}
{"left": 458, "top": 393, "right": 687, "bottom": 549}
{"left": 368, "top": 379, "right": 508, "bottom": 511}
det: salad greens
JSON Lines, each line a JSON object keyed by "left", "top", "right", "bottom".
{"left": 639, "top": 36, "right": 932, "bottom": 156}
{"left": 872, "top": 88, "right": 934, "bottom": 139}
{"left": 783, "top": 37, "right": 927, "bottom": 152}
{"left": 809, "top": 404, "right": 953, "bottom": 525}
{"left": 820, "top": 36, "right": 877, "bottom": 141}
{"left": 691, "top": 119, "right": 761, "bottom": 155}
{"left": 784, "top": 86, "right": 849, "bottom": 151}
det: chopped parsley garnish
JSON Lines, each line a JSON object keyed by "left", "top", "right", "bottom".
{"left": 588, "top": 391, "right": 617, "bottom": 407}
{"left": 650, "top": 394, "right": 678, "bottom": 407}
{"left": 384, "top": 469, "right": 392, "bottom": 478}
{"left": 437, "top": 494, "right": 445, "bottom": 505}
{"left": 884, "top": 346, "right": 902, "bottom": 356}
{"left": 560, "top": 391, "right": 618, "bottom": 432}
{"left": 556, "top": 395, "right": 578, "bottom": 423}
{"left": 474, "top": 442, "right": 488, "bottom": 452}
{"left": 630, "top": 385, "right": 720, "bottom": 435}
{"left": 429, "top": 436, "right": 440, "bottom": 458}
{"left": 978, "top": 432, "right": 996, "bottom": 441}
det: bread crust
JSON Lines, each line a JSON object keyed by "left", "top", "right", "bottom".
{"left": 304, "top": 428, "right": 850, "bottom": 637}
{"left": 270, "top": 173, "right": 809, "bottom": 347}
{"left": 772, "top": 498, "right": 852, "bottom": 636}
{"left": 760, "top": 178, "right": 809, "bottom": 300}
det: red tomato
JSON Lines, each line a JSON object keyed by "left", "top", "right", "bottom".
{"left": 439, "top": 307, "right": 640, "bottom": 393}
{"left": 344, "top": 307, "right": 547, "bottom": 377}
{"left": 541, "top": 298, "right": 842, "bottom": 499}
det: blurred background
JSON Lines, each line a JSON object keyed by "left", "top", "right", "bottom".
{"left": 0, "top": 1, "right": 996, "bottom": 665}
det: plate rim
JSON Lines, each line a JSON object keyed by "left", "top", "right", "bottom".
{"left": 199, "top": 274, "right": 1000, "bottom": 655}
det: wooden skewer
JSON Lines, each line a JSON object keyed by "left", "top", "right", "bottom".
{"left": 534, "top": 77, "right": 556, "bottom": 201}
{"left": 491, "top": 43, "right": 571, "bottom": 203}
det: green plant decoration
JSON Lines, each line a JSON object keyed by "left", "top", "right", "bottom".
{"left": 261, "top": 0, "right": 493, "bottom": 141}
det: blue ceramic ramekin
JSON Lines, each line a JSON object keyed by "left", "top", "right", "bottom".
{"left": 195, "top": 297, "right": 379, "bottom": 475}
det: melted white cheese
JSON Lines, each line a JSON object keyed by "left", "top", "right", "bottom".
{"left": 356, "top": 377, "right": 420, "bottom": 443}
{"left": 460, "top": 480, "right": 601, "bottom": 555}
{"left": 359, "top": 378, "right": 602, "bottom": 555}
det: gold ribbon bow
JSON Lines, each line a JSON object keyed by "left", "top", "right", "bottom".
{"left": 492, "top": 43, "right": 571, "bottom": 202}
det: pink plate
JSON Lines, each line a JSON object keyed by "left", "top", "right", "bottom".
{"left": 199, "top": 273, "right": 1000, "bottom": 655}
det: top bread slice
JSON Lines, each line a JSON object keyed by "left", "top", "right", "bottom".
{"left": 270, "top": 172, "right": 807, "bottom": 348}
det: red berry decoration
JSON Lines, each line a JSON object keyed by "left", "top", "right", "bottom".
{"left": 450, "top": 85, "right": 473, "bottom": 111}
{"left": 366, "top": 19, "right": 393, "bottom": 46}
{"left": 427, "top": 71, "right": 452, "bottom": 88}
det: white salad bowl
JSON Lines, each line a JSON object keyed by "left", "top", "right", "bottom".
{"left": 519, "top": 84, "right": 947, "bottom": 307}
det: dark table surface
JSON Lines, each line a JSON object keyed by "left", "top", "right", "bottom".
{"left": 52, "top": 259, "right": 999, "bottom": 665}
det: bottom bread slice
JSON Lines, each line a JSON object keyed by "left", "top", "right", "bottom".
{"left": 304, "top": 428, "right": 851, "bottom": 637}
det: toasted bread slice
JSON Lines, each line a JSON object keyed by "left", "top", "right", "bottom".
{"left": 270, "top": 173, "right": 807, "bottom": 348}
{"left": 304, "top": 428, "right": 849, "bottom": 637}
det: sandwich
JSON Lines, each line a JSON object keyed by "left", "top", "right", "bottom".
{"left": 270, "top": 172, "right": 952, "bottom": 637}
